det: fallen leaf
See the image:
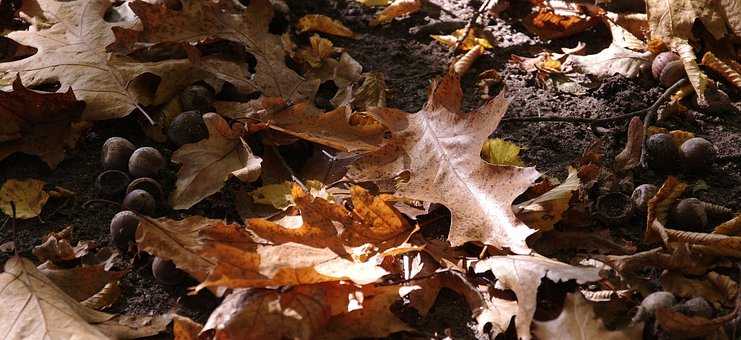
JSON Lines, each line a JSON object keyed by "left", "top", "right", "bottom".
{"left": 296, "top": 34, "right": 335, "bottom": 68}
{"left": 356, "top": 0, "right": 391, "bottom": 6}
{"left": 0, "top": 0, "right": 203, "bottom": 120}
{"left": 297, "top": 14, "right": 355, "bottom": 38}
{"left": 0, "top": 256, "right": 115, "bottom": 340}
{"left": 514, "top": 167, "right": 580, "bottom": 231}
{"left": 0, "top": 178, "right": 49, "bottom": 219}
{"left": 533, "top": 293, "right": 644, "bottom": 340}
{"left": 655, "top": 306, "right": 736, "bottom": 338}
{"left": 522, "top": 0, "right": 602, "bottom": 40}
{"left": 349, "top": 72, "right": 387, "bottom": 111}
{"left": 660, "top": 270, "right": 737, "bottom": 307}
{"left": 97, "top": 313, "right": 173, "bottom": 339}
{"left": 249, "top": 180, "right": 329, "bottom": 210}
{"left": 170, "top": 112, "right": 261, "bottom": 210}
{"left": 474, "top": 255, "right": 602, "bottom": 340}
{"left": 481, "top": 138, "right": 525, "bottom": 166}
{"left": 173, "top": 315, "right": 202, "bottom": 340}
{"left": 431, "top": 28, "right": 494, "bottom": 51}
{"left": 370, "top": 0, "right": 422, "bottom": 26}
{"left": 614, "top": 116, "right": 644, "bottom": 171}
{"left": 347, "top": 185, "right": 411, "bottom": 246}
{"left": 348, "top": 72, "right": 541, "bottom": 253}
{"left": 37, "top": 262, "right": 126, "bottom": 302}
{"left": 81, "top": 282, "right": 122, "bottom": 310}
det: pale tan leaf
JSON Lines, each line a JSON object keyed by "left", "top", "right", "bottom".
{"left": 533, "top": 293, "right": 644, "bottom": 340}
{"left": 514, "top": 167, "right": 579, "bottom": 231}
{"left": 37, "top": 262, "right": 125, "bottom": 301}
{"left": 348, "top": 72, "right": 541, "bottom": 253}
{"left": 0, "top": 178, "right": 49, "bottom": 219}
{"left": 96, "top": 313, "right": 173, "bottom": 339}
{"left": 81, "top": 282, "right": 122, "bottom": 310}
{"left": 474, "top": 255, "right": 601, "bottom": 340}
{"left": 672, "top": 38, "right": 708, "bottom": 102}
{"left": 0, "top": 256, "right": 114, "bottom": 340}
{"left": 170, "top": 113, "right": 261, "bottom": 210}
{"left": 614, "top": 116, "right": 644, "bottom": 171}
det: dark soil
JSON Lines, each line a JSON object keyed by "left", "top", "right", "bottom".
{"left": 2, "top": 0, "right": 740, "bottom": 339}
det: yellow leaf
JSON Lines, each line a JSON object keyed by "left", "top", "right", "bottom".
{"left": 481, "top": 138, "right": 525, "bottom": 166}
{"left": 249, "top": 180, "right": 329, "bottom": 210}
{"left": 297, "top": 14, "right": 355, "bottom": 38}
{"left": 369, "top": 0, "right": 422, "bottom": 26}
{"left": 0, "top": 179, "right": 49, "bottom": 219}
{"left": 296, "top": 34, "right": 335, "bottom": 68}
{"left": 356, "top": 0, "right": 391, "bottom": 5}
{"left": 431, "top": 28, "right": 494, "bottom": 51}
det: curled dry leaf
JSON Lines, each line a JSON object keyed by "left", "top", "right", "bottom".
{"left": 369, "top": 0, "right": 422, "bottom": 27}
{"left": 348, "top": 72, "right": 541, "bottom": 253}
{"left": 655, "top": 306, "right": 737, "bottom": 339}
{"left": 37, "top": 262, "right": 125, "bottom": 302}
{"left": 474, "top": 255, "right": 602, "bottom": 340}
{"left": 522, "top": 0, "right": 602, "bottom": 40}
{"left": 296, "top": 34, "right": 335, "bottom": 68}
{"left": 81, "top": 282, "right": 122, "bottom": 311}
{"left": 297, "top": 14, "right": 355, "bottom": 38}
{"left": 0, "top": 0, "right": 204, "bottom": 120}
{"left": 170, "top": 112, "right": 261, "bottom": 210}
{"left": 0, "top": 178, "right": 49, "bottom": 219}
{"left": 533, "top": 293, "right": 644, "bottom": 340}
{"left": 0, "top": 77, "right": 85, "bottom": 168}
{"left": 0, "top": 256, "right": 114, "bottom": 340}
{"left": 614, "top": 116, "right": 644, "bottom": 172}
{"left": 645, "top": 176, "right": 686, "bottom": 244}
{"left": 514, "top": 167, "right": 580, "bottom": 231}
{"left": 173, "top": 315, "right": 202, "bottom": 340}
{"left": 660, "top": 270, "right": 737, "bottom": 307}
{"left": 351, "top": 72, "right": 387, "bottom": 111}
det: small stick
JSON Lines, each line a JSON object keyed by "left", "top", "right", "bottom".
{"left": 268, "top": 145, "right": 307, "bottom": 192}
{"left": 11, "top": 201, "right": 19, "bottom": 256}
{"left": 82, "top": 198, "right": 121, "bottom": 209}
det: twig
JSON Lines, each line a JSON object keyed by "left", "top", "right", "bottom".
{"left": 268, "top": 145, "right": 307, "bottom": 192}
{"left": 81, "top": 198, "right": 121, "bottom": 209}
{"left": 11, "top": 201, "right": 18, "bottom": 256}
{"left": 450, "top": 0, "right": 492, "bottom": 56}
{"left": 639, "top": 78, "right": 689, "bottom": 167}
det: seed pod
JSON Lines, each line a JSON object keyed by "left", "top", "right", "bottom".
{"left": 122, "top": 189, "right": 156, "bottom": 215}
{"left": 680, "top": 137, "right": 716, "bottom": 174}
{"left": 110, "top": 210, "right": 139, "bottom": 252}
{"left": 126, "top": 177, "right": 164, "bottom": 201}
{"left": 95, "top": 170, "right": 131, "bottom": 199}
{"left": 167, "top": 111, "right": 209, "bottom": 146}
{"left": 180, "top": 83, "right": 215, "bottom": 113}
{"left": 652, "top": 52, "right": 679, "bottom": 80}
{"left": 152, "top": 257, "right": 186, "bottom": 285}
{"left": 101, "top": 137, "right": 136, "bottom": 171}
{"left": 128, "top": 147, "right": 165, "bottom": 178}
{"left": 595, "top": 192, "right": 633, "bottom": 225}
{"left": 632, "top": 291, "right": 676, "bottom": 323}
{"left": 659, "top": 60, "right": 686, "bottom": 87}
{"left": 670, "top": 198, "right": 708, "bottom": 231}
{"left": 646, "top": 133, "right": 681, "bottom": 173}
{"left": 631, "top": 184, "right": 658, "bottom": 214}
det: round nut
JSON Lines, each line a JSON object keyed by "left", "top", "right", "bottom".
{"left": 651, "top": 52, "right": 680, "bottom": 80}
{"left": 646, "top": 133, "right": 681, "bottom": 173}
{"left": 670, "top": 198, "right": 708, "bottom": 231}
{"left": 680, "top": 137, "right": 716, "bottom": 174}
{"left": 631, "top": 184, "right": 658, "bottom": 214}
{"left": 152, "top": 257, "right": 186, "bottom": 285}
{"left": 122, "top": 189, "right": 156, "bottom": 215}
{"left": 180, "top": 84, "right": 215, "bottom": 113}
{"left": 110, "top": 210, "right": 139, "bottom": 251}
{"left": 101, "top": 137, "right": 136, "bottom": 171}
{"left": 167, "top": 111, "right": 209, "bottom": 146}
{"left": 659, "top": 60, "right": 686, "bottom": 87}
{"left": 128, "top": 147, "right": 165, "bottom": 178}
{"left": 126, "top": 177, "right": 164, "bottom": 201}
{"left": 95, "top": 170, "right": 131, "bottom": 199}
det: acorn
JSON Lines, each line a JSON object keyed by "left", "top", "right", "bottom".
{"left": 680, "top": 137, "right": 716, "bottom": 174}
{"left": 673, "top": 297, "right": 714, "bottom": 319}
{"left": 652, "top": 52, "right": 686, "bottom": 87}
{"left": 670, "top": 198, "right": 708, "bottom": 231}
{"left": 631, "top": 184, "right": 658, "bottom": 215}
{"left": 180, "top": 83, "right": 215, "bottom": 113}
{"left": 152, "top": 257, "right": 186, "bottom": 285}
{"left": 167, "top": 111, "right": 209, "bottom": 146}
{"left": 128, "top": 147, "right": 165, "bottom": 178}
{"left": 651, "top": 52, "right": 679, "bottom": 79}
{"left": 101, "top": 137, "right": 136, "bottom": 171}
{"left": 126, "top": 177, "right": 164, "bottom": 201}
{"left": 646, "top": 133, "right": 681, "bottom": 173}
{"left": 632, "top": 291, "right": 676, "bottom": 323}
{"left": 95, "top": 170, "right": 131, "bottom": 199}
{"left": 122, "top": 189, "right": 156, "bottom": 215}
{"left": 110, "top": 210, "right": 139, "bottom": 251}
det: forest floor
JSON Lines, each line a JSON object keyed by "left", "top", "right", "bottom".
{"left": 1, "top": 0, "right": 740, "bottom": 339}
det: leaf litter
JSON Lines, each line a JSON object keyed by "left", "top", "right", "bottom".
{"left": 0, "top": 0, "right": 740, "bottom": 339}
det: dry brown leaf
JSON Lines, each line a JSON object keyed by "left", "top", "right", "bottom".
{"left": 173, "top": 315, "right": 202, "bottom": 340}
{"left": 297, "top": 14, "right": 355, "bottom": 38}
{"left": 110, "top": 0, "right": 315, "bottom": 101}
{"left": 348, "top": 72, "right": 540, "bottom": 253}
{"left": 522, "top": 0, "right": 602, "bottom": 40}
{"left": 655, "top": 306, "right": 736, "bottom": 338}
{"left": 96, "top": 313, "right": 173, "bottom": 339}
{"left": 431, "top": 28, "right": 494, "bottom": 51}
{"left": 514, "top": 167, "right": 579, "bottom": 231}
{"left": 81, "top": 282, "right": 122, "bottom": 310}
{"left": 645, "top": 176, "right": 686, "bottom": 244}
{"left": 0, "top": 256, "right": 115, "bottom": 340}
{"left": 660, "top": 270, "right": 737, "bottom": 307}
{"left": 296, "top": 34, "right": 335, "bottom": 68}
{"left": 350, "top": 72, "right": 387, "bottom": 111}
{"left": 713, "top": 215, "right": 741, "bottom": 235}
{"left": 37, "top": 262, "right": 125, "bottom": 302}
{"left": 614, "top": 116, "right": 644, "bottom": 171}
{"left": 0, "top": 0, "right": 203, "bottom": 120}
{"left": 370, "top": 0, "right": 422, "bottom": 26}
{"left": 533, "top": 293, "right": 644, "bottom": 340}
{"left": 347, "top": 185, "right": 411, "bottom": 246}
{"left": 170, "top": 112, "right": 261, "bottom": 210}
{"left": 605, "top": 246, "right": 716, "bottom": 276}
{"left": 0, "top": 78, "right": 85, "bottom": 168}
{"left": 0, "top": 178, "right": 49, "bottom": 219}
{"left": 474, "top": 255, "right": 602, "bottom": 340}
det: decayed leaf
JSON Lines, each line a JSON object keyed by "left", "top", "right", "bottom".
{"left": 0, "top": 256, "right": 114, "bottom": 340}
{"left": 297, "top": 14, "right": 355, "bottom": 38}
{"left": 522, "top": 0, "right": 602, "bottom": 40}
{"left": 0, "top": 178, "right": 49, "bottom": 219}
{"left": 215, "top": 101, "right": 388, "bottom": 153}
{"left": 614, "top": 116, "right": 644, "bottom": 171}
{"left": 514, "top": 167, "right": 580, "bottom": 231}
{"left": 349, "top": 72, "right": 387, "bottom": 111}
{"left": 655, "top": 306, "right": 737, "bottom": 338}
{"left": 0, "top": 0, "right": 203, "bottom": 120}
{"left": 533, "top": 293, "right": 644, "bottom": 340}
{"left": 170, "top": 113, "right": 261, "bottom": 210}
{"left": 110, "top": 0, "right": 315, "bottom": 100}
{"left": 481, "top": 138, "right": 525, "bottom": 166}
{"left": 173, "top": 315, "right": 202, "bottom": 340}
{"left": 348, "top": 72, "right": 541, "bottom": 253}
{"left": 474, "top": 255, "right": 602, "bottom": 340}
{"left": 296, "top": 34, "right": 335, "bottom": 68}
{"left": 369, "top": 0, "right": 422, "bottom": 26}
{"left": 660, "top": 270, "right": 737, "bottom": 306}
{"left": 0, "top": 78, "right": 85, "bottom": 168}
{"left": 37, "top": 263, "right": 125, "bottom": 302}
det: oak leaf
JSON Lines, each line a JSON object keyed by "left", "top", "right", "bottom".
{"left": 474, "top": 255, "right": 602, "bottom": 340}
{"left": 0, "top": 256, "right": 115, "bottom": 340}
{"left": 348, "top": 72, "right": 541, "bottom": 253}
{"left": 533, "top": 293, "right": 644, "bottom": 340}
{"left": 0, "top": 178, "right": 49, "bottom": 219}
{"left": 170, "top": 112, "right": 261, "bottom": 210}
{"left": 0, "top": 0, "right": 202, "bottom": 120}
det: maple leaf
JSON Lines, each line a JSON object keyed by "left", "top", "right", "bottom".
{"left": 348, "top": 72, "right": 541, "bottom": 253}
{"left": 170, "top": 112, "right": 261, "bottom": 210}
{"left": 0, "top": 78, "right": 85, "bottom": 168}
{"left": 110, "top": 0, "right": 316, "bottom": 101}
{"left": 474, "top": 255, "right": 602, "bottom": 340}
{"left": 0, "top": 256, "right": 115, "bottom": 340}
{"left": 533, "top": 293, "right": 644, "bottom": 340}
{"left": 0, "top": 0, "right": 203, "bottom": 120}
